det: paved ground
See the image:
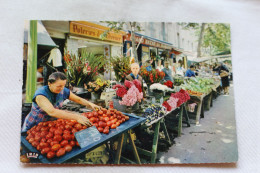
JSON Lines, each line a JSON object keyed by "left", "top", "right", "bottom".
{"left": 157, "top": 83, "right": 238, "bottom": 164}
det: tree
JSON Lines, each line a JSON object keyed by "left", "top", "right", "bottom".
{"left": 179, "top": 23, "right": 231, "bottom": 57}
{"left": 100, "top": 21, "right": 143, "bottom": 63}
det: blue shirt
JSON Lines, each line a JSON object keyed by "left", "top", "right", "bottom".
{"left": 21, "top": 86, "right": 70, "bottom": 132}
{"left": 185, "top": 69, "right": 196, "bottom": 77}
{"left": 162, "top": 68, "right": 173, "bottom": 82}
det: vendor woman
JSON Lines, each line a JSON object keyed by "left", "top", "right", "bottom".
{"left": 126, "top": 63, "right": 145, "bottom": 96}
{"left": 22, "top": 72, "right": 101, "bottom": 132}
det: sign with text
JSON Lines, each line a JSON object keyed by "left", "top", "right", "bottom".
{"left": 70, "top": 21, "right": 124, "bottom": 43}
{"left": 75, "top": 126, "right": 102, "bottom": 149}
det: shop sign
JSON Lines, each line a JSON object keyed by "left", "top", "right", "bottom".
{"left": 70, "top": 21, "right": 124, "bottom": 43}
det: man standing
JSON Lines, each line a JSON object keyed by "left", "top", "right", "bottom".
{"left": 162, "top": 61, "right": 173, "bottom": 82}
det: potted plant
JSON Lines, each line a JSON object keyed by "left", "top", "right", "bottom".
{"left": 86, "top": 78, "right": 110, "bottom": 100}
{"left": 111, "top": 56, "right": 131, "bottom": 83}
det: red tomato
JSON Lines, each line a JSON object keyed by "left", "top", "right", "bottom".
{"left": 53, "top": 135, "right": 62, "bottom": 142}
{"left": 46, "top": 139, "right": 53, "bottom": 144}
{"left": 82, "top": 126, "right": 87, "bottom": 129}
{"left": 109, "top": 116, "right": 114, "bottom": 121}
{"left": 71, "top": 128, "right": 78, "bottom": 134}
{"left": 111, "top": 119, "right": 117, "bottom": 124}
{"left": 41, "top": 127, "right": 49, "bottom": 131}
{"left": 30, "top": 130, "right": 36, "bottom": 136}
{"left": 58, "top": 125, "right": 65, "bottom": 130}
{"left": 76, "top": 141, "right": 80, "bottom": 147}
{"left": 63, "top": 134, "right": 71, "bottom": 140}
{"left": 35, "top": 126, "right": 41, "bottom": 132}
{"left": 89, "top": 117, "right": 96, "bottom": 123}
{"left": 42, "top": 122, "right": 48, "bottom": 126}
{"left": 104, "top": 117, "right": 110, "bottom": 122}
{"left": 113, "top": 115, "right": 117, "bottom": 118}
{"left": 111, "top": 124, "right": 117, "bottom": 129}
{"left": 125, "top": 116, "right": 129, "bottom": 121}
{"left": 49, "top": 127, "right": 56, "bottom": 133}
{"left": 74, "top": 123, "right": 82, "bottom": 131}
{"left": 60, "top": 140, "right": 69, "bottom": 147}
{"left": 54, "top": 129, "right": 63, "bottom": 136}
{"left": 93, "top": 123, "right": 98, "bottom": 127}
{"left": 70, "top": 134, "right": 75, "bottom": 140}
{"left": 103, "top": 128, "right": 109, "bottom": 134}
{"left": 99, "top": 117, "right": 104, "bottom": 121}
{"left": 64, "top": 124, "right": 72, "bottom": 130}
{"left": 106, "top": 121, "right": 112, "bottom": 127}
{"left": 88, "top": 112, "right": 93, "bottom": 118}
{"left": 28, "top": 138, "right": 35, "bottom": 143}
{"left": 116, "top": 122, "right": 120, "bottom": 127}
{"left": 50, "top": 141, "right": 59, "bottom": 146}
{"left": 47, "top": 151, "right": 55, "bottom": 159}
{"left": 98, "top": 110, "right": 103, "bottom": 115}
{"left": 46, "top": 132, "right": 54, "bottom": 139}
{"left": 51, "top": 144, "right": 61, "bottom": 152}
{"left": 106, "top": 110, "right": 111, "bottom": 116}
{"left": 93, "top": 111, "right": 98, "bottom": 117}
{"left": 41, "top": 147, "right": 50, "bottom": 155}
{"left": 122, "top": 118, "right": 126, "bottom": 122}
{"left": 97, "top": 127, "right": 103, "bottom": 133}
{"left": 40, "top": 138, "right": 47, "bottom": 143}
{"left": 37, "top": 145, "right": 41, "bottom": 151}
{"left": 48, "top": 122, "right": 55, "bottom": 128}
{"left": 64, "top": 145, "right": 72, "bottom": 152}
{"left": 32, "top": 141, "right": 39, "bottom": 147}
{"left": 63, "top": 130, "right": 70, "bottom": 134}
{"left": 70, "top": 141, "right": 76, "bottom": 147}
{"left": 39, "top": 142, "right": 49, "bottom": 148}
{"left": 40, "top": 131, "right": 49, "bottom": 138}
{"left": 102, "top": 114, "right": 107, "bottom": 117}
{"left": 98, "top": 121, "right": 106, "bottom": 128}
{"left": 34, "top": 134, "right": 41, "bottom": 142}
{"left": 117, "top": 116, "right": 122, "bottom": 120}
{"left": 38, "top": 122, "right": 43, "bottom": 126}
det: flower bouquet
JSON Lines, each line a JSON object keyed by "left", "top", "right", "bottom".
{"left": 86, "top": 78, "right": 110, "bottom": 94}
{"left": 164, "top": 80, "right": 174, "bottom": 88}
{"left": 64, "top": 50, "right": 107, "bottom": 87}
{"left": 113, "top": 80, "right": 143, "bottom": 107}
{"left": 163, "top": 89, "right": 190, "bottom": 111}
{"left": 111, "top": 56, "right": 131, "bottom": 83}
{"left": 140, "top": 66, "right": 165, "bottom": 86}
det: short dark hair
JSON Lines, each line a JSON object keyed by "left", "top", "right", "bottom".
{"left": 48, "top": 72, "right": 67, "bottom": 84}
{"left": 190, "top": 65, "right": 195, "bottom": 68}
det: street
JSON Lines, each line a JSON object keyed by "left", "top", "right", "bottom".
{"left": 158, "top": 83, "right": 238, "bottom": 164}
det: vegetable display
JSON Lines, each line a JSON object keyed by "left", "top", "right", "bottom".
{"left": 82, "top": 108, "right": 129, "bottom": 134}
{"left": 25, "top": 119, "right": 86, "bottom": 159}
{"left": 181, "top": 77, "right": 215, "bottom": 94}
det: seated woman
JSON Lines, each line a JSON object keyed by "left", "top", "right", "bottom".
{"left": 22, "top": 72, "right": 101, "bottom": 132}
{"left": 125, "top": 63, "right": 146, "bottom": 97}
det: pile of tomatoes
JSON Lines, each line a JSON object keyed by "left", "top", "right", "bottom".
{"left": 25, "top": 119, "right": 86, "bottom": 159}
{"left": 82, "top": 108, "right": 129, "bottom": 134}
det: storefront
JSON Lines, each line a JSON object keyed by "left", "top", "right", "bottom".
{"left": 123, "top": 32, "right": 173, "bottom": 65}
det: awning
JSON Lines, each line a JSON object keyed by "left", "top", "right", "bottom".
{"left": 187, "top": 54, "right": 232, "bottom": 63}
{"left": 24, "top": 20, "right": 57, "bottom": 47}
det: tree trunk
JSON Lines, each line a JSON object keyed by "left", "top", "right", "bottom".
{"left": 129, "top": 22, "right": 138, "bottom": 63}
{"left": 197, "top": 23, "right": 206, "bottom": 57}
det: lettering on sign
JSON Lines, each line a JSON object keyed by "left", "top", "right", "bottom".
{"left": 75, "top": 126, "right": 102, "bottom": 148}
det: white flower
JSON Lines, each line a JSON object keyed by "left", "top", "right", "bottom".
{"left": 150, "top": 83, "right": 174, "bottom": 92}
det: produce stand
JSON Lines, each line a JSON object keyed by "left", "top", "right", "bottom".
{"left": 132, "top": 103, "right": 189, "bottom": 163}
{"left": 21, "top": 113, "right": 146, "bottom": 164}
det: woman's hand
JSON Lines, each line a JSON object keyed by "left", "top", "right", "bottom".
{"left": 88, "top": 102, "right": 101, "bottom": 111}
{"left": 76, "top": 114, "right": 92, "bottom": 127}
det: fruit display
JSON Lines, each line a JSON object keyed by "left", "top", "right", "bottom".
{"left": 82, "top": 108, "right": 129, "bottom": 134}
{"left": 25, "top": 119, "right": 85, "bottom": 159}
{"left": 142, "top": 105, "right": 167, "bottom": 124}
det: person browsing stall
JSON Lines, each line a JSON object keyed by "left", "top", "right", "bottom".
{"left": 22, "top": 72, "right": 101, "bottom": 132}
{"left": 162, "top": 61, "right": 173, "bottom": 82}
{"left": 185, "top": 65, "right": 196, "bottom": 77}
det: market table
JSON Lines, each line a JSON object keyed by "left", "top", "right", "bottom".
{"left": 133, "top": 103, "right": 189, "bottom": 163}
{"left": 21, "top": 113, "right": 146, "bottom": 164}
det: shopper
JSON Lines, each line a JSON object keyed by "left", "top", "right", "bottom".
{"left": 185, "top": 65, "right": 196, "bottom": 77}
{"left": 162, "top": 61, "right": 173, "bottom": 82}
{"left": 216, "top": 62, "right": 230, "bottom": 95}
{"left": 22, "top": 72, "right": 101, "bottom": 132}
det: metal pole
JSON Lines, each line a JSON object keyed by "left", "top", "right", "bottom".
{"left": 25, "top": 20, "right": 38, "bottom": 103}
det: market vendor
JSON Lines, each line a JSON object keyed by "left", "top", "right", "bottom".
{"left": 126, "top": 63, "right": 146, "bottom": 97}
{"left": 185, "top": 65, "right": 196, "bottom": 77}
{"left": 21, "top": 72, "right": 101, "bottom": 132}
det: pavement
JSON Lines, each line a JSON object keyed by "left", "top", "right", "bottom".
{"left": 157, "top": 82, "right": 238, "bottom": 164}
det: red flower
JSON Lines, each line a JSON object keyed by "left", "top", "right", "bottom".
{"left": 133, "top": 79, "right": 142, "bottom": 93}
{"left": 124, "top": 80, "right": 134, "bottom": 88}
{"left": 162, "top": 101, "right": 172, "bottom": 111}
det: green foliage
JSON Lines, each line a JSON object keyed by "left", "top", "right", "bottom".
{"left": 110, "top": 56, "right": 131, "bottom": 82}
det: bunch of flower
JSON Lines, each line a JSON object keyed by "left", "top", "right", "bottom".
{"left": 164, "top": 80, "right": 173, "bottom": 88}
{"left": 113, "top": 80, "right": 143, "bottom": 106}
{"left": 111, "top": 56, "right": 131, "bottom": 83}
{"left": 150, "top": 83, "right": 174, "bottom": 92}
{"left": 162, "top": 89, "right": 190, "bottom": 110}
{"left": 171, "top": 89, "right": 190, "bottom": 107}
{"left": 140, "top": 66, "right": 165, "bottom": 86}
{"left": 64, "top": 50, "right": 107, "bottom": 87}
{"left": 143, "top": 104, "right": 167, "bottom": 124}
{"left": 86, "top": 78, "right": 110, "bottom": 94}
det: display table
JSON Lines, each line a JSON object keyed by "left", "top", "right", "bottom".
{"left": 21, "top": 113, "right": 146, "bottom": 164}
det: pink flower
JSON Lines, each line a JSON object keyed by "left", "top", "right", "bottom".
{"left": 119, "top": 85, "right": 143, "bottom": 106}
{"left": 124, "top": 80, "right": 134, "bottom": 88}
{"left": 133, "top": 79, "right": 142, "bottom": 93}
